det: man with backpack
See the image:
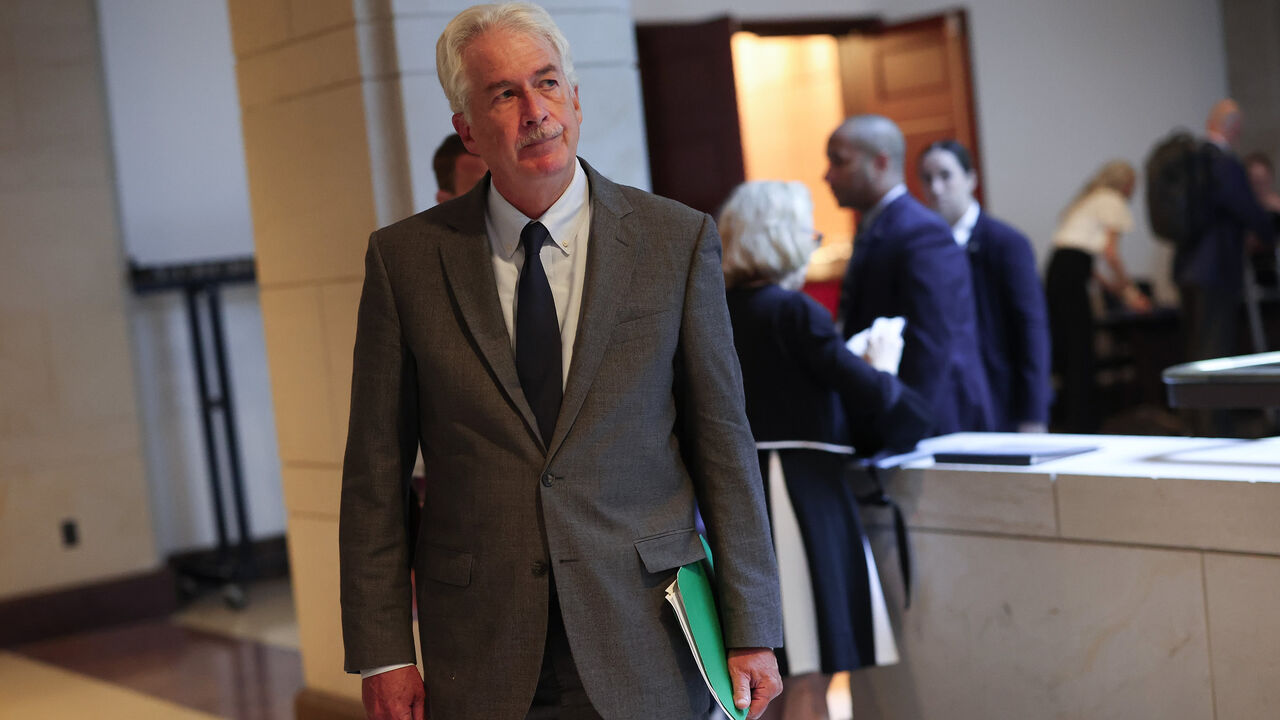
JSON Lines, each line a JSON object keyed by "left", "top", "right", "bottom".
{"left": 1177, "top": 100, "right": 1273, "bottom": 366}
{"left": 1148, "top": 102, "right": 1274, "bottom": 362}
{"left": 1148, "top": 100, "right": 1274, "bottom": 435}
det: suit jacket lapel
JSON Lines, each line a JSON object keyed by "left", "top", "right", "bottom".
{"left": 437, "top": 179, "right": 542, "bottom": 444}
{"left": 849, "top": 231, "right": 874, "bottom": 284}
{"left": 547, "top": 161, "right": 637, "bottom": 458}
{"left": 968, "top": 211, "right": 987, "bottom": 254}
{"left": 848, "top": 212, "right": 883, "bottom": 313}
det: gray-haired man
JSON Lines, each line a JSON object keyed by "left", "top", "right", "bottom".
{"left": 339, "top": 4, "right": 783, "bottom": 719}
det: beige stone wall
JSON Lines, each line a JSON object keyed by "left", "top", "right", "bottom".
{"left": 0, "top": 0, "right": 157, "bottom": 599}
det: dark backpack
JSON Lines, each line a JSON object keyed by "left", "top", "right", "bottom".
{"left": 1145, "top": 131, "right": 1213, "bottom": 246}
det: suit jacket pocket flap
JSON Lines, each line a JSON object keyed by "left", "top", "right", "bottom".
{"left": 421, "top": 545, "right": 473, "bottom": 587}
{"left": 634, "top": 528, "right": 705, "bottom": 574}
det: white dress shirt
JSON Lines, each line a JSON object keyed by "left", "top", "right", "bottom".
{"left": 859, "top": 183, "right": 908, "bottom": 236}
{"left": 361, "top": 160, "right": 592, "bottom": 680}
{"left": 952, "top": 201, "right": 981, "bottom": 247}
{"left": 487, "top": 158, "right": 591, "bottom": 388}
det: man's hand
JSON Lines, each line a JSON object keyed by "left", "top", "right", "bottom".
{"left": 727, "top": 647, "right": 782, "bottom": 720}
{"left": 362, "top": 666, "right": 426, "bottom": 720}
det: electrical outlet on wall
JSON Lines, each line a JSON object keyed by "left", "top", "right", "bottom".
{"left": 61, "top": 519, "right": 79, "bottom": 548}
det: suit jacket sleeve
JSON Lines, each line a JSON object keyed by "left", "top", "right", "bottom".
{"left": 994, "top": 226, "right": 1052, "bottom": 425}
{"left": 1216, "top": 154, "right": 1274, "bottom": 245}
{"left": 778, "top": 291, "right": 933, "bottom": 452}
{"left": 676, "top": 214, "right": 783, "bottom": 650}
{"left": 339, "top": 232, "right": 421, "bottom": 673}
{"left": 777, "top": 290, "right": 900, "bottom": 417}
{"left": 897, "top": 227, "right": 966, "bottom": 413}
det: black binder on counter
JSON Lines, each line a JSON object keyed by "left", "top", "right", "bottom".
{"left": 932, "top": 444, "right": 1095, "bottom": 466}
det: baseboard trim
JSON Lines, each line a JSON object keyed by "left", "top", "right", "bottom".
{"left": 0, "top": 566, "right": 177, "bottom": 647}
{"left": 167, "top": 534, "right": 291, "bottom": 582}
{"left": 295, "top": 687, "right": 366, "bottom": 720}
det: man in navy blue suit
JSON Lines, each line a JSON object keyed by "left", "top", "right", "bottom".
{"left": 1176, "top": 100, "right": 1274, "bottom": 436}
{"left": 1177, "top": 100, "right": 1274, "bottom": 364}
{"left": 826, "top": 115, "right": 993, "bottom": 435}
{"left": 919, "top": 140, "right": 1052, "bottom": 433}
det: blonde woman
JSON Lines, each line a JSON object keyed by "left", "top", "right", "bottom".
{"left": 720, "top": 180, "right": 931, "bottom": 715}
{"left": 1045, "top": 160, "right": 1149, "bottom": 432}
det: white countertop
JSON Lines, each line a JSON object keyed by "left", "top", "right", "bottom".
{"left": 873, "top": 433, "right": 1280, "bottom": 555}
{"left": 899, "top": 432, "right": 1280, "bottom": 483}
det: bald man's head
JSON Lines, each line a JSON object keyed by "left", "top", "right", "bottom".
{"left": 824, "top": 115, "right": 905, "bottom": 211}
{"left": 838, "top": 115, "right": 906, "bottom": 170}
{"left": 1207, "top": 99, "right": 1242, "bottom": 147}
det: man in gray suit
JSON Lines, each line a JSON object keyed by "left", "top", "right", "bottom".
{"left": 339, "top": 4, "right": 783, "bottom": 719}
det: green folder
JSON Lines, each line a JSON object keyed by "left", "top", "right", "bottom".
{"left": 665, "top": 536, "right": 747, "bottom": 720}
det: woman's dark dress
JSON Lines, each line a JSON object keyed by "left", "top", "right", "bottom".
{"left": 726, "top": 284, "right": 931, "bottom": 675}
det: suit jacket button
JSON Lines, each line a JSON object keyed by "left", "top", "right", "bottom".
{"left": 541, "top": 473, "right": 553, "bottom": 487}
{"left": 531, "top": 561, "right": 549, "bottom": 577}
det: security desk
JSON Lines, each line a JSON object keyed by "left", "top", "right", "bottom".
{"left": 850, "top": 432, "right": 1280, "bottom": 720}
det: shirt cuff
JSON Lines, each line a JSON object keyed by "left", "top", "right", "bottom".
{"left": 360, "top": 663, "right": 415, "bottom": 679}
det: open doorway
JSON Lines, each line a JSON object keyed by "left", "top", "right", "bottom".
{"left": 637, "top": 11, "right": 980, "bottom": 308}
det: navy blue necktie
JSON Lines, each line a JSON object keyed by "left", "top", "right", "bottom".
{"left": 516, "top": 221, "right": 562, "bottom": 446}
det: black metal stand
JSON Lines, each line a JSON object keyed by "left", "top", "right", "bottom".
{"left": 131, "top": 258, "right": 257, "bottom": 609}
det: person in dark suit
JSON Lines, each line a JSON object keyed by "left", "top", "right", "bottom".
{"left": 1245, "top": 152, "right": 1280, "bottom": 222}
{"left": 918, "top": 140, "right": 1052, "bottom": 433}
{"left": 432, "top": 133, "right": 489, "bottom": 204}
{"left": 1177, "top": 100, "right": 1274, "bottom": 365}
{"left": 340, "top": 5, "right": 783, "bottom": 720}
{"left": 1244, "top": 152, "right": 1280, "bottom": 288}
{"left": 719, "top": 180, "right": 932, "bottom": 716}
{"left": 826, "top": 115, "right": 993, "bottom": 435}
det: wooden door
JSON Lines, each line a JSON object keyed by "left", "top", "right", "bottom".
{"left": 635, "top": 18, "right": 745, "bottom": 216}
{"left": 837, "top": 11, "right": 982, "bottom": 203}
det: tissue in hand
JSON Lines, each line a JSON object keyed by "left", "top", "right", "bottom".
{"left": 845, "top": 316, "right": 906, "bottom": 375}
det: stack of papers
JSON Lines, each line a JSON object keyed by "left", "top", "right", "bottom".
{"left": 665, "top": 538, "right": 746, "bottom": 720}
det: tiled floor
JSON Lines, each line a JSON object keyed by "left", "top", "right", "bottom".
{"left": 0, "top": 572, "right": 857, "bottom": 719}
{"left": 0, "top": 652, "right": 222, "bottom": 720}
{"left": 1, "top": 578, "right": 302, "bottom": 720}
{"left": 172, "top": 577, "right": 300, "bottom": 651}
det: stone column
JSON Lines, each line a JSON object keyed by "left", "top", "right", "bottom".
{"left": 225, "top": 0, "right": 648, "bottom": 714}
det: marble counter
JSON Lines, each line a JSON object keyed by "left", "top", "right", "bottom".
{"left": 851, "top": 433, "right": 1280, "bottom": 720}
{"left": 886, "top": 433, "right": 1280, "bottom": 554}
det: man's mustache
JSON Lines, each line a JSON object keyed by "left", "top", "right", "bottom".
{"left": 518, "top": 121, "right": 564, "bottom": 149}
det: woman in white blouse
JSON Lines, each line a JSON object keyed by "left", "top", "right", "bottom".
{"left": 1045, "top": 160, "right": 1150, "bottom": 432}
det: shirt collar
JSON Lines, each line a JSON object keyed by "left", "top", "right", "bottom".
{"left": 487, "top": 158, "right": 588, "bottom": 259}
{"left": 952, "top": 200, "right": 981, "bottom": 247}
{"left": 860, "top": 183, "right": 908, "bottom": 233}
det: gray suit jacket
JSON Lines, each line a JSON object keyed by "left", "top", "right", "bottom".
{"left": 340, "top": 160, "right": 782, "bottom": 720}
